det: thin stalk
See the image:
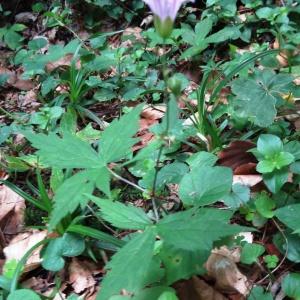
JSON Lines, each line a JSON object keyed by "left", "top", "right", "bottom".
{"left": 255, "top": 218, "right": 289, "bottom": 285}
{"left": 150, "top": 43, "right": 171, "bottom": 222}
{"left": 108, "top": 168, "right": 146, "bottom": 194}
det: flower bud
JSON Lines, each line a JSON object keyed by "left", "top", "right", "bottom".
{"left": 154, "top": 16, "right": 173, "bottom": 39}
{"left": 168, "top": 76, "right": 182, "bottom": 96}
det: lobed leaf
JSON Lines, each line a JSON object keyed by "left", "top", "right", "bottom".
{"left": 24, "top": 132, "right": 104, "bottom": 169}
{"left": 157, "top": 208, "right": 250, "bottom": 251}
{"left": 99, "top": 104, "right": 143, "bottom": 163}
{"left": 97, "top": 228, "right": 157, "bottom": 300}
{"left": 89, "top": 196, "right": 153, "bottom": 230}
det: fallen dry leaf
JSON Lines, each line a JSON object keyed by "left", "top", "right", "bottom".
{"left": 0, "top": 184, "right": 26, "bottom": 235}
{"left": 218, "top": 141, "right": 257, "bottom": 174}
{"left": 22, "top": 277, "right": 53, "bottom": 296}
{"left": 175, "top": 277, "right": 228, "bottom": 300}
{"left": 233, "top": 175, "right": 263, "bottom": 187}
{"left": 121, "top": 27, "right": 144, "bottom": 48}
{"left": 15, "top": 12, "right": 37, "bottom": 23}
{"left": 191, "top": 276, "right": 229, "bottom": 300}
{"left": 205, "top": 247, "right": 250, "bottom": 296}
{"left": 69, "top": 258, "right": 96, "bottom": 294}
{"left": 18, "top": 89, "right": 39, "bottom": 109}
{"left": 132, "top": 105, "right": 165, "bottom": 151}
{"left": 3, "top": 230, "right": 47, "bottom": 273}
{"left": 0, "top": 67, "right": 35, "bottom": 91}
{"left": 46, "top": 54, "right": 81, "bottom": 73}
{"left": 0, "top": 170, "right": 8, "bottom": 180}
{"left": 141, "top": 105, "right": 165, "bottom": 121}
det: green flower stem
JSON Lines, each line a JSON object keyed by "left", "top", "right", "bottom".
{"left": 151, "top": 41, "right": 172, "bottom": 222}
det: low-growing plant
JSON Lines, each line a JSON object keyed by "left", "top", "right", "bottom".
{"left": 1, "top": 0, "right": 300, "bottom": 299}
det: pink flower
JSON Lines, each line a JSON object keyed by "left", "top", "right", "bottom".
{"left": 143, "top": 0, "right": 195, "bottom": 21}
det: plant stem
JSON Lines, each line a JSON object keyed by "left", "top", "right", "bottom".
{"left": 108, "top": 168, "right": 146, "bottom": 194}
{"left": 151, "top": 43, "right": 171, "bottom": 222}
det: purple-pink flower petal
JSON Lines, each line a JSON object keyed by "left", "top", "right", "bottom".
{"left": 143, "top": 0, "right": 195, "bottom": 21}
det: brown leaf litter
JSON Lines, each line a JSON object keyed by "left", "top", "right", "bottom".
{"left": 0, "top": 184, "right": 26, "bottom": 236}
{"left": 0, "top": 66, "right": 35, "bottom": 91}
{"left": 205, "top": 247, "right": 250, "bottom": 296}
{"left": 3, "top": 230, "right": 47, "bottom": 273}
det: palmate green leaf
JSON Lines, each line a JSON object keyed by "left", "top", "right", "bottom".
{"left": 88, "top": 196, "right": 153, "bottom": 230}
{"left": 24, "top": 132, "right": 104, "bottom": 169}
{"left": 97, "top": 228, "right": 157, "bottom": 300}
{"left": 49, "top": 167, "right": 110, "bottom": 229}
{"left": 179, "top": 166, "right": 232, "bottom": 206}
{"left": 157, "top": 208, "right": 249, "bottom": 251}
{"left": 231, "top": 70, "right": 294, "bottom": 127}
{"left": 99, "top": 104, "right": 143, "bottom": 163}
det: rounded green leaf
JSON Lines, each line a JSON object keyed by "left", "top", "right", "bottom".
{"left": 282, "top": 273, "right": 300, "bottom": 299}
{"left": 241, "top": 243, "right": 265, "bottom": 264}
{"left": 179, "top": 166, "right": 232, "bottom": 206}
{"left": 28, "top": 37, "right": 48, "bottom": 50}
{"left": 254, "top": 192, "right": 275, "bottom": 218}
{"left": 256, "top": 160, "right": 276, "bottom": 173}
{"left": 273, "top": 231, "right": 300, "bottom": 263}
{"left": 263, "top": 168, "right": 289, "bottom": 193}
{"left": 248, "top": 286, "right": 273, "bottom": 300}
{"left": 257, "top": 134, "right": 282, "bottom": 157}
{"left": 42, "top": 233, "right": 85, "bottom": 271}
{"left": 275, "top": 204, "right": 300, "bottom": 232}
